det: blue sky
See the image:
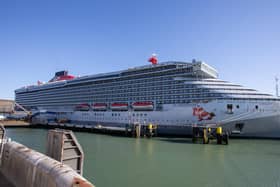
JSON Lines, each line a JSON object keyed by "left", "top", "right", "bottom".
{"left": 0, "top": 0, "right": 280, "bottom": 99}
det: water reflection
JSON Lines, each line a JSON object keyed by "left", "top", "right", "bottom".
{"left": 133, "top": 138, "right": 141, "bottom": 156}
{"left": 146, "top": 139, "right": 154, "bottom": 157}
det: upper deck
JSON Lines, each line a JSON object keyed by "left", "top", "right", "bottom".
{"left": 15, "top": 61, "right": 218, "bottom": 93}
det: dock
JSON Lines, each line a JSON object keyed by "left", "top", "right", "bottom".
{"left": 0, "top": 120, "right": 30, "bottom": 127}
{"left": 38, "top": 121, "right": 159, "bottom": 138}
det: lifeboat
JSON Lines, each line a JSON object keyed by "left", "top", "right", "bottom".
{"left": 132, "top": 101, "right": 153, "bottom": 111}
{"left": 110, "top": 103, "right": 128, "bottom": 111}
{"left": 92, "top": 103, "right": 107, "bottom": 111}
{"left": 75, "top": 103, "right": 90, "bottom": 111}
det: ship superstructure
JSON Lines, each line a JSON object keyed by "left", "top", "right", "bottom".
{"left": 15, "top": 60, "right": 280, "bottom": 137}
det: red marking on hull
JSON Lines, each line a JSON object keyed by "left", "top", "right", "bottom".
{"left": 193, "top": 107, "right": 215, "bottom": 121}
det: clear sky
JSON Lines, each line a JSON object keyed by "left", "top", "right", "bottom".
{"left": 0, "top": 0, "right": 280, "bottom": 99}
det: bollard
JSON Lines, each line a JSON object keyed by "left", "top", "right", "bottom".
{"left": 216, "top": 127, "right": 222, "bottom": 144}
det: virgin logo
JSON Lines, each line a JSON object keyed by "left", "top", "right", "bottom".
{"left": 193, "top": 107, "right": 215, "bottom": 121}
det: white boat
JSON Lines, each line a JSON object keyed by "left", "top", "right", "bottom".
{"left": 0, "top": 115, "right": 6, "bottom": 120}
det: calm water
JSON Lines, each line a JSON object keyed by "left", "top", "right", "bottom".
{"left": 5, "top": 128, "right": 280, "bottom": 187}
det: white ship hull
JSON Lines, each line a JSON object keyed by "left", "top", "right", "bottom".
{"left": 34, "top": 99, "right": 280, "bottom": 138}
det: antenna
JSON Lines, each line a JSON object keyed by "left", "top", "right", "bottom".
{"left": 276, "top": 76, "right": 279, "bottom": 97}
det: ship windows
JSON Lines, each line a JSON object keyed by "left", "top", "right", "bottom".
{"left": 236, "top": 105, "right": 239, "bottom": 109}
{"left": 227, "top": 104, "right": 233, "bottom": 114}
{"left": 235, "top": 123, "right": 244, "bottom": 131}
{"left": 255, "top": 105, "right": 259, "bottom": 110}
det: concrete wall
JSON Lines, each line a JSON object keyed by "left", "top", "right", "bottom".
{"left": 0, "top": 141, "right": 95, "bottom": 187}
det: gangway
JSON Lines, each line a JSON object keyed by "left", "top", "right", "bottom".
{"left": 14, "top": 102, "right": 31, "bottom": 114}
{"left": 8, "top": 102, "right": 32, "bottom": 121}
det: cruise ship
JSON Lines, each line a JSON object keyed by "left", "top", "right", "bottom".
{"left": 15, "top": 59, "right": 280, "bottom": 138}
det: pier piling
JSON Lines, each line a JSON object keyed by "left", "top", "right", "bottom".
{"left": 192, "top": 125, "right": 229, "bottom": 145}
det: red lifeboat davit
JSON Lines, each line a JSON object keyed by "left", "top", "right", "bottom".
{"left": 111, "top": 103, "right": 128, "bottom": 111}
{"left": 92, "top": 103, "right": 107, "bottom": 111}
{"left": 132, "top": 101, "right": 154, "bottom": 111}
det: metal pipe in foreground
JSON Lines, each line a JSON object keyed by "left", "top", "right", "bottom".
{"left": 0, "top": 141, "right": 95, "bottom": 187}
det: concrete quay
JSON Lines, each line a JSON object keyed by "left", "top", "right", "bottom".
{"left": 1, "top": 120, "right": 30, "bottom": 127}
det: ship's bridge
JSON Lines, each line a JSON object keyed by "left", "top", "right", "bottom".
{"left": 192, "top": 62, "right": 218, "bottom": 79}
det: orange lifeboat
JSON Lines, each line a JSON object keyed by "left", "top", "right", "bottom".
{"left": 132, "top": 101, "right": 153, "bottom": 111}
{"left": 92, "top": 103, "right": 107, "bottom": 111}
{"left": 111, "top": 103, "right": 128, "bottom": 111}
{"left": 75, "top": 103, "right": 90, "bottom": 111}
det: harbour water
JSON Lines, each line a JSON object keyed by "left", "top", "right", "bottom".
{"left": 6, "top": 128, "right": 280, "bottom": 187}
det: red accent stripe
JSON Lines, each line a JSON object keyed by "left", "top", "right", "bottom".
{"left": 133, "top": 104, "right": 153, "bottom": 106}
{"left": 133, "top": 101, "right": 153, "bottom": 106}
{"left": 111, "top": 103, "right": 128, "bottom": 107}
{"left": 76, "top": 103, "right": 90, "bottom": 107}
{"left": 57, "top": 75, "right": 75, "bottom": 81}
{"left": 93, "top": 103, "right": 107, "bottom": 107}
